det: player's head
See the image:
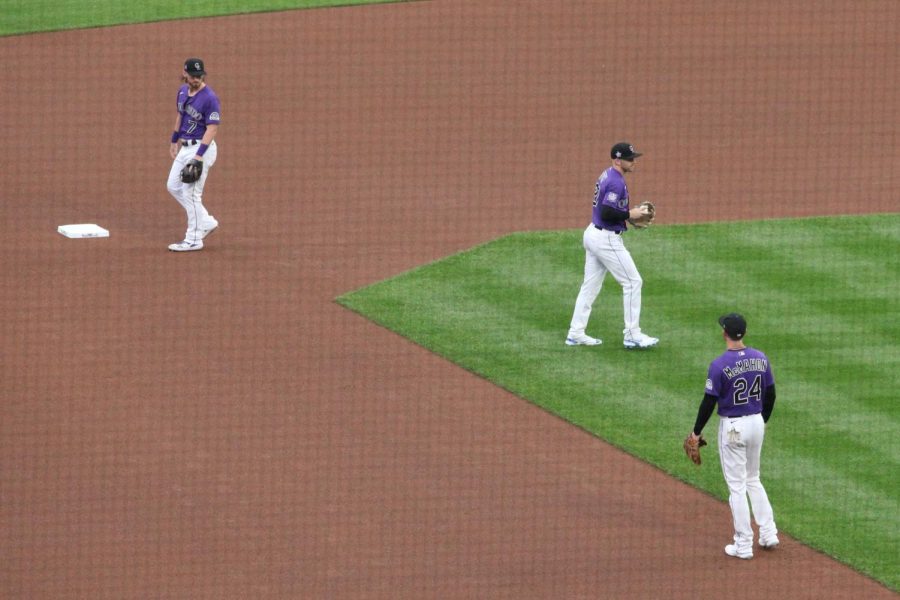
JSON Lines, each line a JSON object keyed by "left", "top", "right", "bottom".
{"left": 183, "top": 58, "right": 207, "bottom": 87}
{"left": 719, "top": 313, "right": 747, "bottom": 341}
{"left": 611, "top": 142, "right": 642, "bottom": 172}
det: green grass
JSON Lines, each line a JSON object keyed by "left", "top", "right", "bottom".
{"left": 0, "top": 0, "right": 407, "bottom": 36}
{"left": 338, "top": 214, "right": 900, "bottom": 590}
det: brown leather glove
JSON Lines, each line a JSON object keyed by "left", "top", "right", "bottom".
{"left": 683, "top": 432, "right": 708, "bottom": 465}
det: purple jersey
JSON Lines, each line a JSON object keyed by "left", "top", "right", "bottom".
{"left": 592, "top": 166, "right": 630, "bottom": 232}
{"left": 176, "top": 84, "right": 221, "bottom": 141}
{"left": 705, "top": 347, "right": 775, "bottom": 417}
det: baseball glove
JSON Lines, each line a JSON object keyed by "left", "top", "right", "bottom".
{"left": 628, "top": 201, "right": 656, "bottom": 229}
{"left": 683, "top": 433, "right": 708, "bottom": 465}
{"left": 180, "top": 159, "right": 203, "bottom": 184}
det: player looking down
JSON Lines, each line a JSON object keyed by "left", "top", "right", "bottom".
{"left": 166, "top": 57, "right": 221, "bottom": 252}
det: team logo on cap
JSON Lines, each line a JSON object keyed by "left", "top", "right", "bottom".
{"left": 193, "top": 62, "right": 201, "bottom": 70}
{"left": 615, "top": 145, "right": 636, "bottom": 158}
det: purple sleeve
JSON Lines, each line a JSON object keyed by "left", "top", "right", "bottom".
{"left": 705, "top": 361, "right": 721, "bottom": 397}
{"left": 204, "top": 93, "right": 221, "bottom": 125}
{"left": 176, "top": 85, "right": 187, "bottom": 110}
{"left": 600, "top": 178, "right": 628, "bottom": 211}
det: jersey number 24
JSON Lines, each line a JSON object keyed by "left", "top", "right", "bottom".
{"left": 733, "top": 375, "right": 762, "bottom": 405}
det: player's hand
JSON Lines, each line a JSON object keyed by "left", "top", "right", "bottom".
{"left": 628, "top": 202, "right": 656, "bottom": 229}
{"left": 629, "top": 206, "right": 648, "bottom": 220}
{"left": 169, "top": 143, "right": 179, "bottom": 159}
{"left": 683, "top": 432, "right": 707, "bottom": 465}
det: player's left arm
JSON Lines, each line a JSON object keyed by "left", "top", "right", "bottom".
{"left": 194, "top": 124, "right": 219, "bottom": 161}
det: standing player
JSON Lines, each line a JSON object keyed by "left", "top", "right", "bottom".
{"left": 167, "top": 58, "right": 221, "bottom": 252}
{"left": 686, "top": 313, "right": 779, "bottom": 559}
{"left": 565, "top": 142, "right": 658, "bottom": 348}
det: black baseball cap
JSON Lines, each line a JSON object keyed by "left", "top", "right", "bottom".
{"left": 611, "top": 142, "right": 642, "bottom": 160}
{"left": 719, "top": 313, "right": 747, "bottom": 340}
{"left": 184, "top": 58, "right": 206, "bottom": 76}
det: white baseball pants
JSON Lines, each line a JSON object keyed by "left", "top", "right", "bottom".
{"left": 167, "top": 141, "right": 218, "bottom": 244}
{"left": 718, "top": 413, "right": 777, "bottom": 553}
{"left": 568, "top": 224, "right": 644, "bottom": 339}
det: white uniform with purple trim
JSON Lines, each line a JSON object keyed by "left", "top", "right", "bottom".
{"left": 567, "top": 166, "right": 646, "bottom": 341}
{"left": 167, "top": 84, "right": 221, "bottom": 245}
{"left": 707, "top": 347, "right": 778, "bottom": 555}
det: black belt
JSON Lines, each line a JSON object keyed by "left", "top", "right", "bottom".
{"left": 594, "top": 224, "right": 621, "bottom": 235}
{"left": 181, "top": 139, "right": 199, "bottom": 146}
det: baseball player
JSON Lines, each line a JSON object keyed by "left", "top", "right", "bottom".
{"left": 166, "top": 57, "right": 221, "bottom": 252}
{"left": 686, "top": 313, "right": 779, "bottom": 559}
{"left": 565, "top": 142, "right": 658, "bottom": 348}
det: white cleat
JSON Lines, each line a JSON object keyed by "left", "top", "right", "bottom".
{"left": 168, "top": 240, "right": 203, "bottom": 252}
{"left": 623, "top": 333, "right": 659, "bottom": 349}
{"left": 759, "top": 535, "right": 780, "bottom": 549}
{"left": 724, "top": 544, "right": 753, "bottom": 560}
{"left": 201, "top": 218, "right": 219, "bottom": 240}
{"left": 565, "top": 334, "right": 602, "bottom": 346}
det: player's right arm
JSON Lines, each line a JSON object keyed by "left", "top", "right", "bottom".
{"left": 692, "top": 363, "right": 721, "bottom": 435}
{"left": 169, "top": 113, "right": 181, "bottom": 159}
{"left": 692, "top": 393, "right": 718, "bottom": 436}
{"left": 762, "top": 384, "right": 776, "bottom": 422}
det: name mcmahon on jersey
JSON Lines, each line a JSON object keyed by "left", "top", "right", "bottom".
{"left": 723, "top": 358, "right": 768, "bottom": 379}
